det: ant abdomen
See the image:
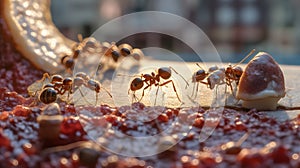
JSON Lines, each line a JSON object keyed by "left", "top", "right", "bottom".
{"left": 39, "top": 88, "right": 57, "bottom": 104}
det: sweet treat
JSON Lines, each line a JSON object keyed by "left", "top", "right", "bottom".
{"left": 237, "top": 52, "right": 285, "bottom": 110}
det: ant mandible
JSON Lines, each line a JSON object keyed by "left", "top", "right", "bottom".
{"left": 128, "top": 67, "right": 189, "bottom": 104}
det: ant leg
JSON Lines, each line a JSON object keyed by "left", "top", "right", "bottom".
{"left": 194, "top": 82, "right": 199, "bottom": 99}
{"left": 95, "top": 93, "right": 99, "bottom": 106}
{"left": 200, "top": 81, "right": 210, "bottom": 89}
{"left": 43, "top": 73, "right": 51, "bottom": 80}
{"left": 132, "top": 92, "right": 138, "bottom": 103}
{"left": 226, "top": 78, "right": 234, "bottom": 97}
{"left": 159, "top": 80, "right": 181, "bottom": 102}
{"left": 225, "top": 84, "right": 228, "bottom": 106}
{"left": 128, "top": 88, "right": 131, "bottom": 95}
{"left": 169, "top": 66, "right": 189, "bottom": 87}
{"left": 29, "top": 91, "right": 39, "bottom": 107}
{"left": 154, "top": 86, "right": 160, "bottom": 106}
{"left": 101, "top": 87, "right": 112, "bottom": 98}
{"left": 73, "top": 87, "right": 93, "bottom": 105}
{"left": 191, "top": 82, "right": 196, "bottom": 98}
{"left": 138, "top": 85, "right": 150, "bottom": 102}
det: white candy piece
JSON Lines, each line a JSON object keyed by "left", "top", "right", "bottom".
{"left": 236, "top": 52, "right": 285, "bottom": 110}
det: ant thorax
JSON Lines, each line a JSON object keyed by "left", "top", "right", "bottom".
{"left": 207, "top": 68, "right": 225, "bottom": 89}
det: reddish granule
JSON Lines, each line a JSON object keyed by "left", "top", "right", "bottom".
{"left": 0, "top": 17, "right": 44, "bottom": 97}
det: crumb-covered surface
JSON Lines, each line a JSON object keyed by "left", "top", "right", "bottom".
{"left": 1, "top": 7, "right": 300, "bottom": 167}
{"left": 0, "top": 14, "right": 44, "bottom": 97}
{"left": 1, "top": 91, "right": 300, "bottom": 167}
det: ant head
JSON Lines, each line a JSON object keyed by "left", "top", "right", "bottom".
{"left": 63, "top": 77, "right": 73, "bottom": 85}
{"left": 111, "top": 50, "right": 120, "bottom": 62}
{"left": 130, "top": 78, "right": 144, "bottom": 91}
{"left": 233, "top": 66, "right": 243, "bottom": 76}
{"left": 51, "top": 74, "right": 63, "bottom": 84}
{"left": 73, "top": 48, "right": 81, "bottom": 59}
{"left": 158, "top": 67, "right": 171, "bottom": 79}
{"left": 131, "top": 48, "right": 144, "bottom": 61}
{"left": 83, "top": 37, "right": 98, "bottom": 48}
{"left": 61, "top": 55, "right": 75, "bottom": 69}
{"left": 192, "top": 69, "right": 206, "bottom": 82}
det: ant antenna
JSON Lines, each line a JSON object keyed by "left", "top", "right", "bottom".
{"left": 116, "top": 74, "right": 140, "bottom": 78}
{"left": 196, "top": 63, "right": 205, "bottom": 70}
{"left": 233, "top": 49, "right": 256, "bottom": 67}
{"left": 101, "top": 87, "right": 113, "bottom": 98}
{"left": 169, "top": 67, "right": 189, "bottom": 87}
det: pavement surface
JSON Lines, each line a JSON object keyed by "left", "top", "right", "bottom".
{"left": 72, "top": 58, "right": 300, "bottom": 121}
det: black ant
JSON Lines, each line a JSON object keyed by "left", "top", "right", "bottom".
{"left": 128, "top": 67, "right": 189, "bottom": 104}
{"left": 38, "top": 74, "right": 73, "bottom": 104}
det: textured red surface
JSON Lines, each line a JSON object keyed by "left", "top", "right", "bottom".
{"left": 1, "top": 9, "right": 300, "bottom": 168}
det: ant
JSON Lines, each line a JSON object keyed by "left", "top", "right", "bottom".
{"left": 38, "top": 74, "right": 73, "bottom": 104}
{"left": 191, "top": 49, "right": 256, "bottom": 98}
{"left": 73, "top": 72, "right": 112, "bottom": 105}
{"left": 128, "top": 67, "right": 189, "bottom": 104}
{"left": 102, "top": 42, "right": 144, "bottom": 62}
{"left": 61, "top": 35, "right": 101, "bottom": 72}
{"left": 38, "top": 72, "right": 112, "bottom": 105}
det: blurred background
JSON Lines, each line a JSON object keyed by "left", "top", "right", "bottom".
{"left": 51, "top": 0, "right": 300, "bottom": 65}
